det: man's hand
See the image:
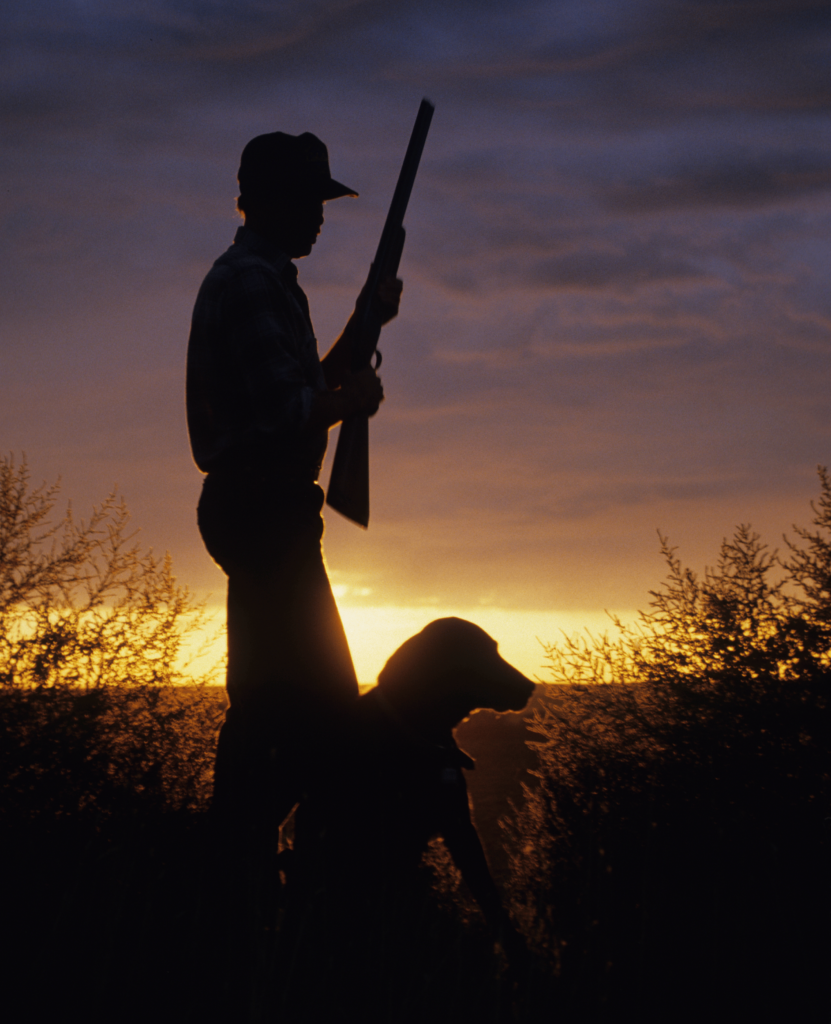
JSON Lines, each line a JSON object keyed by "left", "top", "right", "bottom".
{"left": 356, "top": 270, "right": 403, "bottom": 326}
{"left": 376, "top": 274, "right": 403, "bottom": 325}
{"left": 307, "top": 366, "right": 384, "bottom": 431}
{"left": 340, "top": 365, "right": 384, "bottom": 418}
{"left": 320, "top": 274, "right": 401, "bottom": 391}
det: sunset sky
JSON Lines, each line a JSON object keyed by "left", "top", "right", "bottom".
{"left": 3, "top": 1, "right": 830, "bottom": 683}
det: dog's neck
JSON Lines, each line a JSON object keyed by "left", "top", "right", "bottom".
{"left": 372, "top": 687, "right": 461, "bottom": 749}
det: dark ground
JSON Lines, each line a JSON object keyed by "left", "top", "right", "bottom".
{"left": 2, "top": 694, "right": 551, "bottom": 1024}
{"left": 4, "top": 687, "right": 828, "bottom": 1024}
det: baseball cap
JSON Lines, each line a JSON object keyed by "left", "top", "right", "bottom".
{"left": 237, "top": 131, "right": 358, "bottom": 201}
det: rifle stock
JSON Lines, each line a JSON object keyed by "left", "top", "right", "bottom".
{"left": 326, "top": 414, "right": 370, "bottom": 527}
{"left": 326, "top": 99, "right": 434, "bottom": 528}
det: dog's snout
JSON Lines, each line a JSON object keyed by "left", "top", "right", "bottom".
{"left": 488, "top": 668, "right": 535, "bottom": 713}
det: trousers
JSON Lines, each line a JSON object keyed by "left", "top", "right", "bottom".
{"left": 197, "top": 467, "right": 358, "bottom": 828}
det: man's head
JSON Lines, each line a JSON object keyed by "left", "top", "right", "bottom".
{"left": 237, "top": 131, "right": 358, "bottom": 257}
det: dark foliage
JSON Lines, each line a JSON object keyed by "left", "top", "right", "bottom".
{"left": 0, "top": 454, "right": 223, "bottom": 822}
{"left": 1, "top": 459, "right": 530, "bottom": 1024}
{"left": 507, "top": 469, "right": 831, "bottom": 1022}
{"left": 9, "top": 454, "right": 831, "bottom": 1022}
{"left": 0, "top": 456, "right": 224, "bottom": 1023}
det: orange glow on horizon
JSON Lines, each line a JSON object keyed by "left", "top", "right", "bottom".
{"left": 181, "top": 602, "right": 637, "bottom": 688}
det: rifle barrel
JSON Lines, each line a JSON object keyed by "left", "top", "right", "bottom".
{"left": 329, "top": 99, "right": 434, "bottom": 526}
{"left": 373, "top": 99, "right": 434, "bottom": 268}
{"left": 352, "top": 98, "right": 434, "bottom": 371}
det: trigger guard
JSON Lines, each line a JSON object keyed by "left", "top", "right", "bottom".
{"left": 373, "top": 349, "right": 383, "bottom": 370}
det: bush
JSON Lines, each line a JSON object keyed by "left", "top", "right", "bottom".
{"left": 0, "top": 454, "right": 223, "bottom": 822}
{"left": 507, "top": 469, "right": 831, "bottom": 1021}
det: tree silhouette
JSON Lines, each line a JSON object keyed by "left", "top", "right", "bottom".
{"left": 0, "top": 454, "right": 223, "bottom": 821}
{"left": 1, "top": 455, "right": 228, "bottom": 1024}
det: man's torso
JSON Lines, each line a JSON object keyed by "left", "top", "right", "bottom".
{"left": 186, "top": 225, "right": 329, "bottom": 478}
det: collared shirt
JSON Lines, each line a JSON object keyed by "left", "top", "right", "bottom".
{"left": 186, "top": 225, "right": 329, "bottom": 476}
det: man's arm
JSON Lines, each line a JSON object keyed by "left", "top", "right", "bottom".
{"left": 305, "top": 365, "right": 384, "bottom": 432}
{"left": 320, "top": 274, "right": 403, "bottom": 390}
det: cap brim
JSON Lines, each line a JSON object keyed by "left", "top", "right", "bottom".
{"left": 321, "top": 178, "right": 359, "bottom": 200}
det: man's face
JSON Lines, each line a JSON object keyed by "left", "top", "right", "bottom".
{"left": 249, "top": 193, "right": 325, "bottom": 258}
{"left": 282, "top": 193, "right": 325, "bottom": 258}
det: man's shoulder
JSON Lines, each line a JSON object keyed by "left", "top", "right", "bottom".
{"left": 195, "top": 243, "right": 283, "bottom": 307}
{"left": 213, "top": 228, "right": 290, "bottom": 274}
{"left": 209, "top": 241, "right": 279, "bottom": 278}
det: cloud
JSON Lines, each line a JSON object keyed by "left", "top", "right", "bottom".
{"left": 606, "top": 153, "right": 831, "bottom": 213}
{"left": 528, "top": 245, "right": 702, "bottom": 290}
{"left": 417, "top": 210, "right": 715, "bottom": 297}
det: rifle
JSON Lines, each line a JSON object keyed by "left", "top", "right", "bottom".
{"left": 326, "top": 98, "right": 434, "bottom": 528}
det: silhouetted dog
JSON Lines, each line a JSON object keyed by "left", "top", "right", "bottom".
{"left": 276, "top": 618, "right": 535, "bottom": 1020}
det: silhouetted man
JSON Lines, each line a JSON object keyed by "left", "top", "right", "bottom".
{"left": 187, "top": 132, "right": 401, "bottom": 834}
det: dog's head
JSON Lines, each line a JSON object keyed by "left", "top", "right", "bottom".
{"left": 376, "top": 617, "right": 535, "bottom": 722}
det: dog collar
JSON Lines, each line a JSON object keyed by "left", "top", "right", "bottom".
{"left": 371, "top": 688, "right": 475, "bottom": 768}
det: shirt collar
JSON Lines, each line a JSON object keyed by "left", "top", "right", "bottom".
{"left": 233, "top": 225, "right": 292, "bottom": 273}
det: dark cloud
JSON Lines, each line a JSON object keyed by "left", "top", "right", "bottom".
{"left": 417, "top": 204, "right": 711, "bottom": 295}
{"left": 4, "top": 0, "right": 828, "bottom": 121}
{"left": 528, "top": 246, "right": 701, "bottom": 290}
{"left": 544, "top": 475, "right": 761, "bottom": 523}
{"left": 607, "top": 152, "right": 831, "bottom": 212}
{"left": 429, "top": 241, "right": 703, "bottom": 295}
